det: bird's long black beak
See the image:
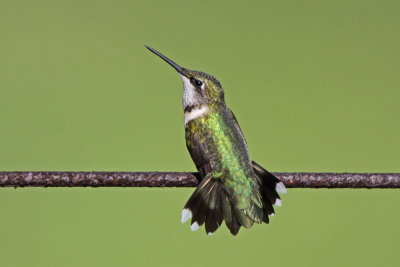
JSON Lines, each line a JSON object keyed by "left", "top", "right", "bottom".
{"left": 145, "top": 45, "right": 184, "bottom": 75}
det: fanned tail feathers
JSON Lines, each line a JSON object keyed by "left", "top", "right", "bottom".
{"left": 181, "top": 161, "right": 286, "bottom": 235}
{"left": 252, "top": 161, "right": 287, "bottom": 222}
{"left": 181, "top": 175, "right": 224, "bottom": 235}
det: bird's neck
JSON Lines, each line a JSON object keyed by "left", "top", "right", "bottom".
{"left": 184, "top": 105, "right": 210, "bottom": 125}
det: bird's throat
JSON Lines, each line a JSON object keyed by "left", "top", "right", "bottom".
{"left": 184, "top": 105, "right": 209, "bottom": 125}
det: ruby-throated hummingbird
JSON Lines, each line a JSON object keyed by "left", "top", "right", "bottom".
{"left": 146, "top": 46, "right": 286, "bottom": 235}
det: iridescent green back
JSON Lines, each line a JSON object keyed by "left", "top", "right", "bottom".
{"left": 185, "top": 108, "right": 262, "bottom": 212}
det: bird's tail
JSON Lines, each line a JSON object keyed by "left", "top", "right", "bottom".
{"left": 181, "top": 161, "right": 286, "bottom": 235}
{"left": 252, "top": 161, "right": 287, "bottom": 223}
{"left": 181, "top": 175, "right": 225, "bottom": 235}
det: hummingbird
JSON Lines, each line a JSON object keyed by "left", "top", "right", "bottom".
{"left": 146, "top": 46, "right": 286, "bottom": 235}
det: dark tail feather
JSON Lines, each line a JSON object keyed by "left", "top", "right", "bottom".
{"left": 181, "top": 175, "right": 243, "bottom": 235}
{"left": 221, "top": 193, "right": 241, "bottom": 235}
{"left": 181, "top": 176, "right": 225, "bottom": 235}
{"left": 181, "top": 162, "right": 286, "bottom": 235}
{"left": 252, "top": 160, "right": 287, "bottom": 221}
{"left": 205, "top": 185, "right": 223, "bottom": 235}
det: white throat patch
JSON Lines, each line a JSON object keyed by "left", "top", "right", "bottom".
{"left": 184, "top": 106, "right": 209, "bottom": 125}
{"left": 181, "top": 75, "right": 200, "bottom": 108}
{"left": 181, "top": 75, "right": 209, "bottom": 125}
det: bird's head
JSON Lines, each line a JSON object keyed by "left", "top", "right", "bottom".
{"left": 146, "top": 46, "right": 225, "bottom": 113}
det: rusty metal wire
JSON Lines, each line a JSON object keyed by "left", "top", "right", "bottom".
{"left": 0, "top": 172, "right": 399, "bottom": 188}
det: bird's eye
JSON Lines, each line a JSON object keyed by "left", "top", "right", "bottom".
{"left": 194, "top": 80, "right": 203, "bottom": 87}
{"left": 192, "top": 79, "right": 203, "bottom": 87}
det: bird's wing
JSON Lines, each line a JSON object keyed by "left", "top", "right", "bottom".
{"left": 226, "top": 108, "right": 248, "bottom": 146}
{"left": 185, "top": 129, "right": 211, "bottom": 178}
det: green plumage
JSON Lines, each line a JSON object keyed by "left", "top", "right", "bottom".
{"left": 185, "top": 108, "right": 263, "bottom": 227}
{"left": 145, "top": 45, "right": 286, "bottom": 235}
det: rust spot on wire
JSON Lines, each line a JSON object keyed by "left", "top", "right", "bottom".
{"left": 0, "top": 172, "right": 399, "bottom": 188}
{"left": 276, "top": 173, "right": 400, "bottom": 188}
{"left": 0, "top": 172, "right": 199, "bottom": 188}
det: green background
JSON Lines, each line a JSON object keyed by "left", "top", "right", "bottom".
{"left": 1, "top": 0, "right": 399, "bottom": 266}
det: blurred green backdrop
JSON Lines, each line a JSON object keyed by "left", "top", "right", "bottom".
{"left": 1, "top": 0, "right": 399, "bottom": 266}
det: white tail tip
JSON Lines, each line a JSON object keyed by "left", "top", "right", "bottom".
{"left": 270, "top": 213, "right": 275, "bottom": 217}
{"left": 276, "top": 182, "right": 287, "bottom": 194}
{"left": 274, "top": 198, "right": 282, "bottom": 207}
{"left": 181, "top": 209, "right": 192, "bottom": 223}
{"left": 207, "top": 232, "right": 214, "bottom": 236}
{"left": 191, "top": 222, "right": 200, "bottom": 231}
